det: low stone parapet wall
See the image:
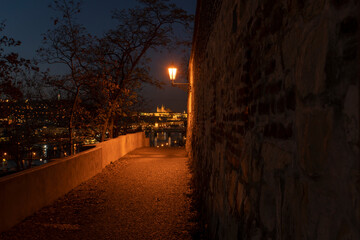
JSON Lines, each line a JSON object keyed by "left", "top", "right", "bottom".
{"left": 0, "top": 132, "right": 149, "bottom": 233}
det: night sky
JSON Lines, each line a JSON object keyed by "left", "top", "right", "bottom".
{"left": 0, "top": 0, "right": 196, "bottom": 113}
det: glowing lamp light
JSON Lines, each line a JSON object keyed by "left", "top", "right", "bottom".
{"left": 168, "top": 67, "right": 177, "bottom": 81}
{"left": 166, "top": 65, "right": 189, "bottom": 91}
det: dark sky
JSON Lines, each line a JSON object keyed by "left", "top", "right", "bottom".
{"left": 0, "top": 0, "right": 196, "bottom": 113}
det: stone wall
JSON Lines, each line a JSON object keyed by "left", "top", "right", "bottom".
{"left": 188, "top": 0, "right": 359, "bottom": 239}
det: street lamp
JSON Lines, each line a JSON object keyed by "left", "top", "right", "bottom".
{"left": 167, "top": 66, "right": 190, "bottom": 92}
{"left": 168, "top": 67, "right": 177, "bottom": 81}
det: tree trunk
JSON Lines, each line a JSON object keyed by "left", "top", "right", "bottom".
{"left": 69, "top": 123, "right": 74, "bottom": 155}
{"left": 69, "top": 87, "right": 80, "bottom": 155}
{"left": 28, "top": 159, "right": 32, "bottom": 169}
{"left": 109, "top": 117, "right": 114, "bottom": 139}
{"left": 100, "top": 120, "right": 108, "bottom": 142}
{"left": 100, "top": 103, "right": 116, "bottom": 142}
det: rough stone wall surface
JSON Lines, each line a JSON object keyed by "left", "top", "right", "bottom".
{"left": 188, "top": 0, "right": 359, "bottom": 239}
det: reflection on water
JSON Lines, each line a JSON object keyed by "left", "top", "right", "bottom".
{"left": 148, "top": 131, "right": 186, "bottom": 147}
{"left": 0, "top": 142, "right": 82, "bottom": 177}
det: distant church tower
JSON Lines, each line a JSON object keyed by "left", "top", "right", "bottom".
{"left": 157, "top": 105, "right": 171, "bottom": 113}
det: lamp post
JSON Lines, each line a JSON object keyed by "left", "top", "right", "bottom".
{"left": 2, "top": 152, "right": 7, "bottom": 170}
{"left": 168, "top": 66, "right": 190, "bottom": 92}
{"left": 30, "top": 152, "right": 36, "bottom": 168}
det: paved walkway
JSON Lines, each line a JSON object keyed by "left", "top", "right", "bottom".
{"left": 0, "top": 147, "right": 196, "bottom": 240}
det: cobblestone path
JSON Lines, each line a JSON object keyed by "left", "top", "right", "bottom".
{"left": 0, "top": 147, "right": 195, "bottom": 240}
